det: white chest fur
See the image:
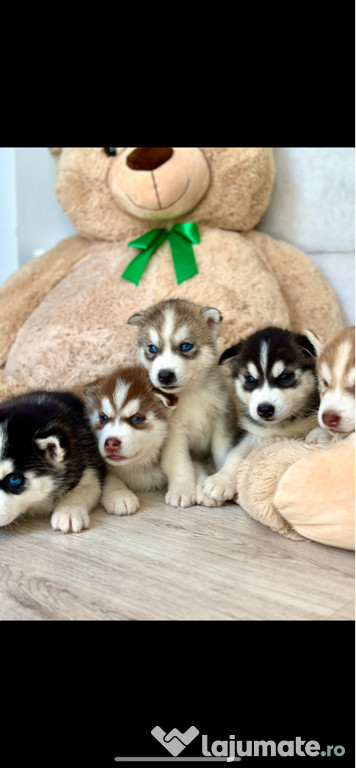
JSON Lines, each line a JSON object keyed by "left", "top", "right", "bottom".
{"left": 172, "top": 380, "right": 230, "bottom": 457}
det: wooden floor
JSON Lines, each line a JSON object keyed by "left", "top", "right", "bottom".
{"left": 0, "top": 491, "right": 354, "bottom": 621}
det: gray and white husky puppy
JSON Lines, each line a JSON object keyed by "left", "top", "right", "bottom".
{"left": 128, "top": 298, "right": 239, "bottom": 508}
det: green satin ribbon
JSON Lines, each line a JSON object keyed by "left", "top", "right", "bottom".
{"left": 121, "top": 222, "right": 200, "bottom": 286}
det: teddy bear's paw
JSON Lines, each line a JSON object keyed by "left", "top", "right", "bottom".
{"left": 203, "top": 472, "right": 237, "bottom": 504}
{"left": 102, "top": 490, "right": 139, "bottom": 516}
{"left": 305, "top": 427, "right": 333, "bottom": 445}
{"left": 51, "top": 507, "right": 90, "bottom": 533}
{"left": 165, "top": 485, "right": 196, "bottom": 508}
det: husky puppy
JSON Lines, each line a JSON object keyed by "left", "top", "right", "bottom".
{"left": 84, "top": 365, "right": 177, "bottom": 515}
{"left": 305, "top": 326, "right": 355, "bottom": 443}
{"left": 0, "top": 390, "right": 105, "bottom": 532}
{"left": 128, "top": 298, "right": 239, "bottom": 508}
{"left": 203, "top": 326, "right": 319, "bottom": 503}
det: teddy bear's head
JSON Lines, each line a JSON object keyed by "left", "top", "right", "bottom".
{"left": 50, "top": 148, "right": 275, "bottom": 241}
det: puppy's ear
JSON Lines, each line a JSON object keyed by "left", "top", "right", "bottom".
{"left": 300, "top": 330, "right": 326, "bottom": 357}
{"left": 83, "top": 383, "right": 99, "bottom": 398}
{"left": 219, "top": 342, "right": 242, "bottom": 365}
{"left": 82, "top": 380, "right": 102, "bottom": 403}
{"left": 153, "top": 388, "right": 178, "bottom": 409}
{"left": 202, "top": 307, "right": 222, "bottom": 337}
{"left": 128, "top": 312, "right": 145, "bottom": 326}
{"left": 35, "top": 435, "right": 66, "bottom": 464}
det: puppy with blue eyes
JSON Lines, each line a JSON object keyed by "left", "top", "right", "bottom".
{"left": 202, "top": 326, "right": 320, "bottom": 503}
{"left": 84, "top": 365, "right": 177, "bottom": 516}
{"left": 0, "top": 390, "right": 105, "bottom": 532}
{"left": 128, "top": 298, "right": 239, "bottom": 508}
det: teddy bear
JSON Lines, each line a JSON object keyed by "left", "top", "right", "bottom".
{"left": 0, "top": 147, "right": 353, "bottom": 549}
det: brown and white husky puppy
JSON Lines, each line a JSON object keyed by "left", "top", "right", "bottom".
{"left": 128, "top": 298, "right": 239, "bottom": 508}
{"left": 84, "top": 365, "right": 177, "bottom": 515}
{"left": 305, "top": 326, "right": 355, "bottom": 443}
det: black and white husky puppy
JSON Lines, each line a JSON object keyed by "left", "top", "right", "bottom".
{"left": 128, "top": 298, "right": 239, "bottom": 508}
{"left": 0, "top": 391, "right": 105, "bottom": 532}
{"left": 203, "top": 326, "right": 320, "bottom": 503}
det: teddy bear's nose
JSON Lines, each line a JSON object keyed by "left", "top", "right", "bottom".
{"left": 126, "top": 147, "right": 173, "bottom": 172}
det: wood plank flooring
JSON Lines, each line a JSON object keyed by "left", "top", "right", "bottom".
{"left": 0, "top": 491, "right": 354, "bottom": 621}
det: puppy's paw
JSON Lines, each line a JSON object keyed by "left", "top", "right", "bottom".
{"left": 165, "top": 486, "right": 196, "bottom": 508}
{"left": 305, "top": 427, "right": 333, "bottom": 445}
{"left": 196, "top": 482, "right": 220, "bottom": 508}
{"left": 51, "top": 507, "right": 90, "bottom": 533}
{"left": 203, "top": 472, "right": 237, "bottom": 504}
{"left": 102, "top": 490, "right": 139, "bottom": 516}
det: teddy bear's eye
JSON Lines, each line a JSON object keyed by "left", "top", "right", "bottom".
{"left": 104, "top": 148, "right": 117, "bottom": 157}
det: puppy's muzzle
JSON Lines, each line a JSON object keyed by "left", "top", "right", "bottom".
{"left": 105, "top": 437, "right": 121, "bottom": 454}
{"left": 158, "top": 369, "right": 177, "bottom": 387}
{"left": 257, "top": 403, "right": 275, "bottom": 420}
{"left": 322, "top": 410, "right": 340, "bottom": 429}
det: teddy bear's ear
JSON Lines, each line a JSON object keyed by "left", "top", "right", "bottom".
{"left": 219, "top": 342, "right": 243, "bottom": 365}
{"left": 127, "top": 312, "right": 145, "bottom": 326}
{"left": 48, "top": 148, "right": 62, "bottom": 157}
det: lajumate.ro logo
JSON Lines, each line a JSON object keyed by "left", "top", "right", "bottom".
{"left": 114, "top": 727, "right": 347, "bottom": 762}
{"left": 150, "top": 727, "right": 346, "bottom": 761}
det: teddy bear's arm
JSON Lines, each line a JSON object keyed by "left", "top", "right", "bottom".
{"left": 0, "top": 235, "right": 89, "bottom": 367}
{"left": 242, "top": 230, "right": 343, "bottom": 337}
{"left": 274, "top": 433, "right": 355, "bottom": 549}
{"left": 237, "top": 433, "right": 355, "bottom": 549}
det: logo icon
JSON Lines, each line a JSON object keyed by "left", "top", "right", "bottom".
{"left": 151, "top": 726, "right": 200, "bottom": 757}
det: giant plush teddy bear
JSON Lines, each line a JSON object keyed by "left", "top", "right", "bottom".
{"left": 0, "top": 148, "right": 353, "bottom": 549}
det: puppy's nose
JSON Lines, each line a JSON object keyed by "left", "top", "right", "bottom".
{"left": 158, "top": 369, "right": 177, "bottom": 386}
{"left": 257, "top": 403, "right": 275, "bottom": 419}
{"left": 126, "top": 147, "right": 173, "bottom": 171}
{"left": 322, "top": 411, "right": 341, "bottom": 428}
{"left": 105, "top": 437, "right": 121, "bottom": 452}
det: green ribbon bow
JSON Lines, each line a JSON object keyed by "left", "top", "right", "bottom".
{"left": 121, "top": 222, "right": 200, "bottom": 286}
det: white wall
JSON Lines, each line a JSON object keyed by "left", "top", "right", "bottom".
{"left": 0, "top": 148, "right": 19, "bottom": 284}
{"left": 259, "top": 147, "right": 355, "bottom": 252}
{"left": 15, "top": 147, "right": 76, "bottom": 267}
{"left": 258, "top": 147, "right": 355, "bottom": 326}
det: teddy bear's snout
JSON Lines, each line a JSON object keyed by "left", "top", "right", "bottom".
{"left": 126, "top": 147, "right": 173, "bottom": 172}
{"left": 107, "top": 147, "right": 211, "bottom": 220}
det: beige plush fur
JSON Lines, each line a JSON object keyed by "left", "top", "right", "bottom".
{"left": 0, "top": 147, "right": 351, "bottom": 548}
{"left": 275, "top": 433, "right": 355, "bottom": 550}
{"left": 238, "top": 435, "right": 355, "bottom": 549}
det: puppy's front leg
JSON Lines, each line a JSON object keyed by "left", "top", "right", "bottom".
{"left": 203, "top": 434, "right": 256, "bottom": 504}
{"left": 51, "top": 468, "right": 101, "bottom": 533}
{"left": 195, "top": 461, "right": 220, "bottom": 508}
{"left": 161, "top": 430, "right": 196, "bottom": 508}
{"left": 101, "top": 473, "right": 139, "bottom": 516}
